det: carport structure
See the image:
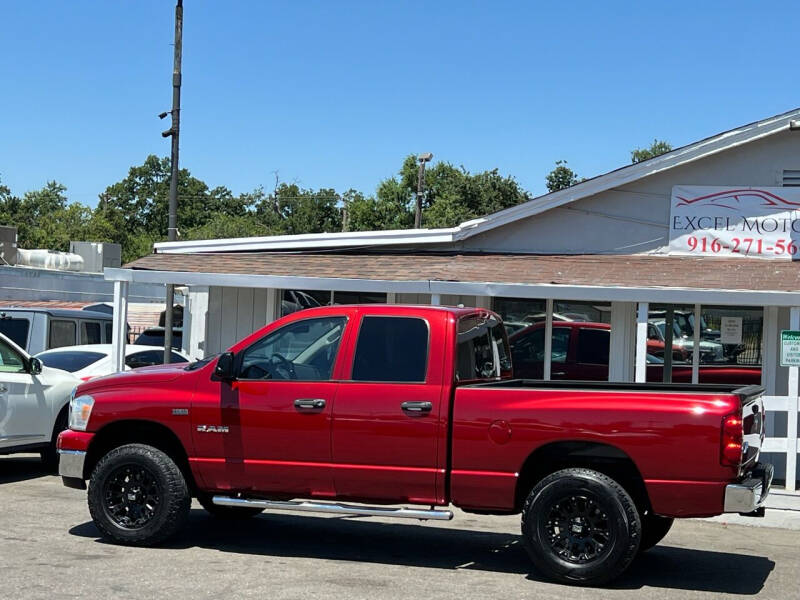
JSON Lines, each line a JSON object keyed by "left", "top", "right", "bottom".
{"left": 106, "top": 251, "right": 800, "bottom": 492}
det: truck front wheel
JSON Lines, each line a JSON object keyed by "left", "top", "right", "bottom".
{"left": 521, "top": 468, "right": 641, "bottom": 586}
{"left": 87, "top": 444, "right": 191, "bottom": 546}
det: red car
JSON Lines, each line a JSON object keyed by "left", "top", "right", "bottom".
{"left": 509, "top": 321, "right": 761, "bottom": 385}
{"left": 58, "top": 305, "right": 771, "bottom": 586}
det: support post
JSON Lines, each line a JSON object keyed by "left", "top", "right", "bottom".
{"left": 430, "top": 293, "right": 441, "bottom": 305}
{"left": 111, "top": 280, "right": 129, "bottom": 373}
{"left": 635, "top": 302, "right": 649, "bottom": 383}
{"left": 609, "top": 302, "right": 635, "bottom": 382}
{"left": 787, "top": 307, "right": 799, "bottom": 492}
{"left": 663, "top": 307, "right": 674, "bottom": 383}
{"left": 543, "top": 298, "right": 554, "bottom": 380}
{"left": 692, "top": 303, "right": 701, "bottom": 384}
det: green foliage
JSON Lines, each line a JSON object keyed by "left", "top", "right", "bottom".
{"left": 631, "top": 139, "right": 672, "bottom": 163}
{"left": 545, "top": 160, "right": 579, "bottom": 192}
{"left": 1, "top": 152, "right": 533, "bottom": 262}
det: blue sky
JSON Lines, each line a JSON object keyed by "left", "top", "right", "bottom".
{"left": 1, "top": 1, "right": 798, "bottom": 207}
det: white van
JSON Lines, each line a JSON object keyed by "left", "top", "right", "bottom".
{"left": 0, "top": 308, "right": 114, "bottom": 356}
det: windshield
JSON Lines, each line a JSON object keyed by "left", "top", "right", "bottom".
{"left": 37, "top": 350, "right": 106, "bottom": 372}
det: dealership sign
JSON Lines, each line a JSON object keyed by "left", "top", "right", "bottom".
{"left": 669, "top": 186, "right": 800, "bottom": 258}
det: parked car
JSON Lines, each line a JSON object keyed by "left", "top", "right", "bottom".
{"left": 59, "top": 305, "right": 771, "bottom": 586}
{"left": 134, "top": 326, "right": 183, "bottom": 350}
{"left": 648, "top": 319, "right": 724, "bottom": 363}
{"left": 0, "top": 307, "right": 114, "bottom": 355}
{"left": 0, "top": 332, "right": 78, "bottom": 468}
{"left": 36, "top": 344, "right": 189, "bottom": 381}
{"left": 510, "top": 321, "right": 761, "bottom": 384}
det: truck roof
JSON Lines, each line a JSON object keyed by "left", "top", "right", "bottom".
{"left": 287, "top": 304, "right": 491, "bottom": 317}
{"left": 0, "top": 307, "right": 113, "bottom": 320}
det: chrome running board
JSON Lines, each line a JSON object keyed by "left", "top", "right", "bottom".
{"left": 211, "top": 496, "right": 454, "bottom": 521}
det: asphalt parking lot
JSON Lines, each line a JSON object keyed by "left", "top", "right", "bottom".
{"left": 1, "top": 455, "right": 797, "bottom": 600}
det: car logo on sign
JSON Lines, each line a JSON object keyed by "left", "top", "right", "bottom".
{"left": 197, "top": 425, "right": 229, "bottom": 433}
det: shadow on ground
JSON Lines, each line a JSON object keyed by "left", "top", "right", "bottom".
{"left": 0, "top": 455, "right": 52, "bottom": 484}
{"left": 70, "top": 509, "right": 774, "bottom": 594}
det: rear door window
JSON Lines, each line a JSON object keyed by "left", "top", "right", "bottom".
{"left": 0, "top": 318, "right": 30, "bottom": 348}
{"left": 49, "top": 320, "right": 76, "bottom": 349}
{"left": 80, "top": 321, "right": 102, "bottom": 344}
{"left": 352, "top": 316, "right": 428, "bottom": 382}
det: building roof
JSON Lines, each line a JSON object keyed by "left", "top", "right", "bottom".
{"left": 151, "top": 107, "right": 800, "bottom": 255}
{"left": 116, "top": 251, "right": 800, "bottom": 306}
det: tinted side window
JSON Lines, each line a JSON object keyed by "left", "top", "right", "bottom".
{"left": 81, "top": 321, "right": 102, "bottom": 344}
{"left": 49, "top": 320, "right": 76, "bottom": 349}
{"left": 0, "top": 318, "right": 30, "bottom": 349}
{"left": 576, "top": 328, "right": 610, "bottom": 365}
{"left": 352, "top": 317, "right": 428, "bottom": 382}
{"left": 126, "top": 350, "right": 162, "bottom": 369}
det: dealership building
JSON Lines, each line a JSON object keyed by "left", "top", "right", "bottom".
{"left": 106, "top": 108, "right": 800, "bottom": 494}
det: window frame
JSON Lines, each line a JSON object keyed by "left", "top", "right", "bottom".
{"left": 236, "top": 315, "right": 349, "bottom": 382}
{"left": 346, "top": 314, "right": 431, "bottom": 384}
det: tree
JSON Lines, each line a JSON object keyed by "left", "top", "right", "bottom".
{"left": 545, "top": 160, "right": 579, "bottom": 192}
{"left": 631, "top": 139, "right": 672, "bottom": 163}
{"left": 346, "top": 186, "right": 414, "bottom": 232}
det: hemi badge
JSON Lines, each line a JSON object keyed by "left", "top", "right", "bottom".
{"left": 172, "top": 408, "right": 189, "bottom": 416}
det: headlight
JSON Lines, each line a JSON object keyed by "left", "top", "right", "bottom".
{"left": 69, "top": 395, "right": 95, "bottom": 431}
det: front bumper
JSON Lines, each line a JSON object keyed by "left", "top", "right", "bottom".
{"left": 57, "top": 429, "right": 94, "bottom": 490}
{"left": 58, "top": 449, "right": 86, "bottom": 479}
{"left": 724, "top": 462, "right": 773, "bottom": 515}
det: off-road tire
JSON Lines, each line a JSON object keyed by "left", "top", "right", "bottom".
{"left": 40, "top": 407, "right": 68, "bottom": 472}
{"left": 88, "top": 444, "right": 190, "bottom": 546}
{"left": 521, "top": 468, "right": 641, "bottom": 586}
{"left": 638, "top": 513, "right": 674, "bottom": 553}
{"left": 196, "top": 492, "right": 264, "bottom": 519}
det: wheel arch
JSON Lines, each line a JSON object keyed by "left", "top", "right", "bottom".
{"left": 515, "top": 440, "right": 650, "bottom": 513}
{"left": 84, "top": 420, "right": 196, "bottom": 491}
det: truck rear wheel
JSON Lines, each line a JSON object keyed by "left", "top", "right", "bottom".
{"left": 521, "top": 468, "right": 641, "bottom": 586}
{"left": 196, "top": 492, "right": 264, "bottom": 519}
{"left": 638, "top": 513, "right": 674, "bottom": 552}
{"left": 87, "top": 444, "right": 190, "bottom": 546}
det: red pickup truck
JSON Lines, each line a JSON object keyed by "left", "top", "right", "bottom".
{"left": 58, "top": 305, "right": 772, "bottom": 586}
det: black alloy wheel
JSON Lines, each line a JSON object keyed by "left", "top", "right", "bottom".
{"left": 544, "top": 494, "right": 611, "bottom": 564}
{"left": 88, "top": 444, "right": 190, "bottom": 546}
{"left": 102, "top": 464, "right": 161, "bottom": 529}
{"left": 521, "top": 468, "right": 641, "bottom": 586}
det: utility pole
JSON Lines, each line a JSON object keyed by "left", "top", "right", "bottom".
{"left": 415, "top": 153, "right": 433, "bottom": 229}
{"left": 161, "top": 0, "right": 183, "bottom": 363}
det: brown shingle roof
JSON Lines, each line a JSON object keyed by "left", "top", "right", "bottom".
{"left": 125, "top": 252, "right": 800, "bottom": 292}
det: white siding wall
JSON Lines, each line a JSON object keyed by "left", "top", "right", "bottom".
{"left": 205, "top": 286, "right": 278, "bottom": 356}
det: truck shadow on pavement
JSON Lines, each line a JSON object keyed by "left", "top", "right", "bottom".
{"left": 70, "top": 509, "right": 774, "bottom": 594}
{"left": 0, "top": 456, "right": 52, "bottom": 484}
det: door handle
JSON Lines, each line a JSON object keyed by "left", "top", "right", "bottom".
{"left": 552, "top": 372, "right": 567, "bottom": 377}
{"left": 294, "top": 398, "right": 326, "bottom": 410}
{"left": 0, "top": 384, "right": 7, "bottom": 393}
{"left": 401, "top": 401, "right": 433, "bottom": 413}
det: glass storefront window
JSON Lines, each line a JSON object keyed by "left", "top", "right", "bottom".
{"left": 281, "top": 290, "right": 388, "bottom": 317}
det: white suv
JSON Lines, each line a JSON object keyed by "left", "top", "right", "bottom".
{"left": 0, "top": 332, "right": 79, "bottom": 468}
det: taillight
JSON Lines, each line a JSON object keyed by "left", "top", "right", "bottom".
{"left": 721, "top": 414, "right": 743, "bottom": 466}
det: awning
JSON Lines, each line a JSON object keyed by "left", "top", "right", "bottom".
{"left": 107, "top": 252, "right": 800, "bottom": 306}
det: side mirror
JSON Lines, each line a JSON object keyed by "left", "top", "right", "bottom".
{"left": 29, "top": 357, "right": 43, "bottom": 375}
{"left": 214, "top": 352, "right": 236, "bottom": 380}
